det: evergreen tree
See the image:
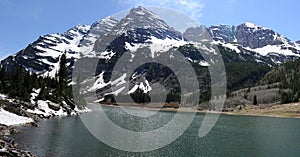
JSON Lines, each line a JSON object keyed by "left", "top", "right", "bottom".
{"left": 58, "top": 52, "right": 68, "bottom": 96}
{"left": 253, "top": 95, "right": 258, "bottom": 105}
{"left": 37, "top": 86, "right": 46, "bottom": 100}
{"left": 11, "top": 67, "right": 25, "bottom": 98}
{"left": 0, "top": 67, "right": 5, "bottom": 91}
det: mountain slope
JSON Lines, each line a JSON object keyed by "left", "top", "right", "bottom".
{"left": 184, "top": 22, "right": 300, "bottom": 63}
{"left": 78, "top": 16, "right": 119, "bottom": 57}
{"left": 0, "top": 25, "right": 90, "bottom": 77}
{"left": 0, "top": 6, "right": 298, "bottom": 104}
{"left": 259, "top": 58, "right": 300, "bottom": 103}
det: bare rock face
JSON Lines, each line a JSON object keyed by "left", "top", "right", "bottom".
{"left": 296, "top": 40, "right": 300, "bottom": 44}
{"left": 235, "top": 22, "right": 291, "bottom": 49}
{"left": 183, "top": 25, "right": 212, "bottom": 42}
{"left": 208, "top": 25, "right": 236, "bottom": 43}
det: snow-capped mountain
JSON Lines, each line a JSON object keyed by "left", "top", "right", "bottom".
{"left": 3, "top": 7, "right": 298, "bottom": 77}
{"left": 188, "top": 22, "right": 300, "bottom": 63}
{"left": 0, "top": 24, "right": 90, "bottom": 77}
{"left": 85, "top": 6, "right": 189, "bottom": 99}
{"left": 1, "top": 6, "right": 299, "bottom": 102}
{"left": 236, "top": 22, "right": 291, "bottom": 48}
{"left": 92, "top": 6, "right": 184, "bottom": 55}
{"left": 110, "top": 6, "right": 182, "bottom": 39}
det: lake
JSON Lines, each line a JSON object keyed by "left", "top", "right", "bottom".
{"left": 12, "top": 105, "right": 300, "bottom": 157}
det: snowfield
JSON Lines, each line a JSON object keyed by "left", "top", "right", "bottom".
{"left": 0, "top": 108, "right": 34, "bottom": 126}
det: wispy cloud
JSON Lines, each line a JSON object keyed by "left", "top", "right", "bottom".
{"left": 118, "top": 0, "right": 204, "bottom": 20}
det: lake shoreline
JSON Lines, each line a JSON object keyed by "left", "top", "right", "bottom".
{"left": 95, "top": 102, "right": 300, "bottom": 119}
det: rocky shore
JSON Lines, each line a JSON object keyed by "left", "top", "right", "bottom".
{"left": 0, "top": 99, "right": 39, "bottom": 157}
{"left": 0, "top": 97, "right": 91, "bottom": 157}
{"left": 0, "top": 125, "right": 35, "bottom": 157}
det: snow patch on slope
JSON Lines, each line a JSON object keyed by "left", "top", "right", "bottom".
{"left": 128, "top": 80, "right": 152, "bottom": 94}
{"left": 243, "top": 22, "right": 268, "bottom": 31}
{"left": 33, "top": 25, "right": 90, "bottom": 78}
{"left": 88, "top": 72, "right": 110, "bottom": 92}
{"left": 246, "top": 45, "right": 300, "bottom": 57}
{"left": 0, "top": 94, "right": 7, "bottom": 100}
{"left": 0, "top": 108, "right": 34, "bottom": 126}
{"left": 125, "top": 36, "right": 187, "bottom": 58}
{"left": 211, "top": 40, "right": 240, "bottom": 53}
{"left": 222, "top": 43, "right": 241, "bottom": 53}
{"left": 30, "top": 88, "right": 41, "bottom": 104}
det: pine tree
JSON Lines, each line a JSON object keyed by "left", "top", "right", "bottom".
{"left": 0, "top": 67, "right": 5, "bottom": 92}
{"left": 31, "top": 73, "right": 39, "bottom": 89}
{"left": 58, "top": 52, "right": 68, "bottom": 96}
{"left": 37, "top": 86, "right": 49, "bottom": 100}
{"left": 11, "top": 67, "right": 25, "bottom": 98}
{"left": 253, "top": 95, "right": 258, "bottom": 105}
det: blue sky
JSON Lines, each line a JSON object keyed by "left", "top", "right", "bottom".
{"left": 0, "top": 0, "right": 299, "bottom": 60}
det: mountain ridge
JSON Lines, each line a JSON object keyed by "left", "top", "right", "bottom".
{"left": 0, "top": 6, "right": 297, "bottom": 106}
{"left": 0, "top": 6, "right": 298, "bottom": 84}
{"left": 1, "top": 7, "right": 299, "bottom": 71}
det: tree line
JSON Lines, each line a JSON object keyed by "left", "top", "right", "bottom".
{"left": 0, "top": 52, "right": 72, "bottom": 104}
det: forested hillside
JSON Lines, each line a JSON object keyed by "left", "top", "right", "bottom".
{"left": 260, "top": 59, "right": 300, "bottom": 104}
{"left": 0, "top": 53, "right": 73, "bottom": 106}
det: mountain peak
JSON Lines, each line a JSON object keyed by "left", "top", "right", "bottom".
{"left": 113, "top": 6, "right": 172, "bottom": 34}
{"left": 66, "top": 24, "right": 90, "bottom": 33}
{"left": 243, "top": 22, "right": 257, "bottom": 28}
{"left": 64, "top": 24, "right": 90, "bottom": 39}
{"left": 129, "top": 6, "right": 157, "bottom": 17}
{"left": 296, "top": 40, "right": 300, "bottom": 44}
{"left": 100, "top": 16, "right": 118, "bottom": 25}
{"left": 91, "top": 16, "right": 118, "bottom": 29}
{"left": 131, "top": 6, "right": 150, "bottom": 13}
{"left": 239, "top": 22, "right": 269, "bottom": 30}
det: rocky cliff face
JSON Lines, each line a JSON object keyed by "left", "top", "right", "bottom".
{"left": 209, "top": 25, "right": 236, "bottom": 43}
{"left": 183, "top": 25, "right": 212, "bottom": 42}
{"left": 235, "top": 22, "right": 291, "bottom": 49}
{"left": 183, "top": 22, "right": 300, "bottom": 63}
{"left": 205, "top": 22, "right": 292, "bottom": 49}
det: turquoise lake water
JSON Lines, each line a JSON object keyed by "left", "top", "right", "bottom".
{"left": 12, "top": 106, "right": 300, "bottom": 157}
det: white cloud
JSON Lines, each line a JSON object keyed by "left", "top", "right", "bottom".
{"left": 119, "top": 0, "right": 204, "bottom": 20}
